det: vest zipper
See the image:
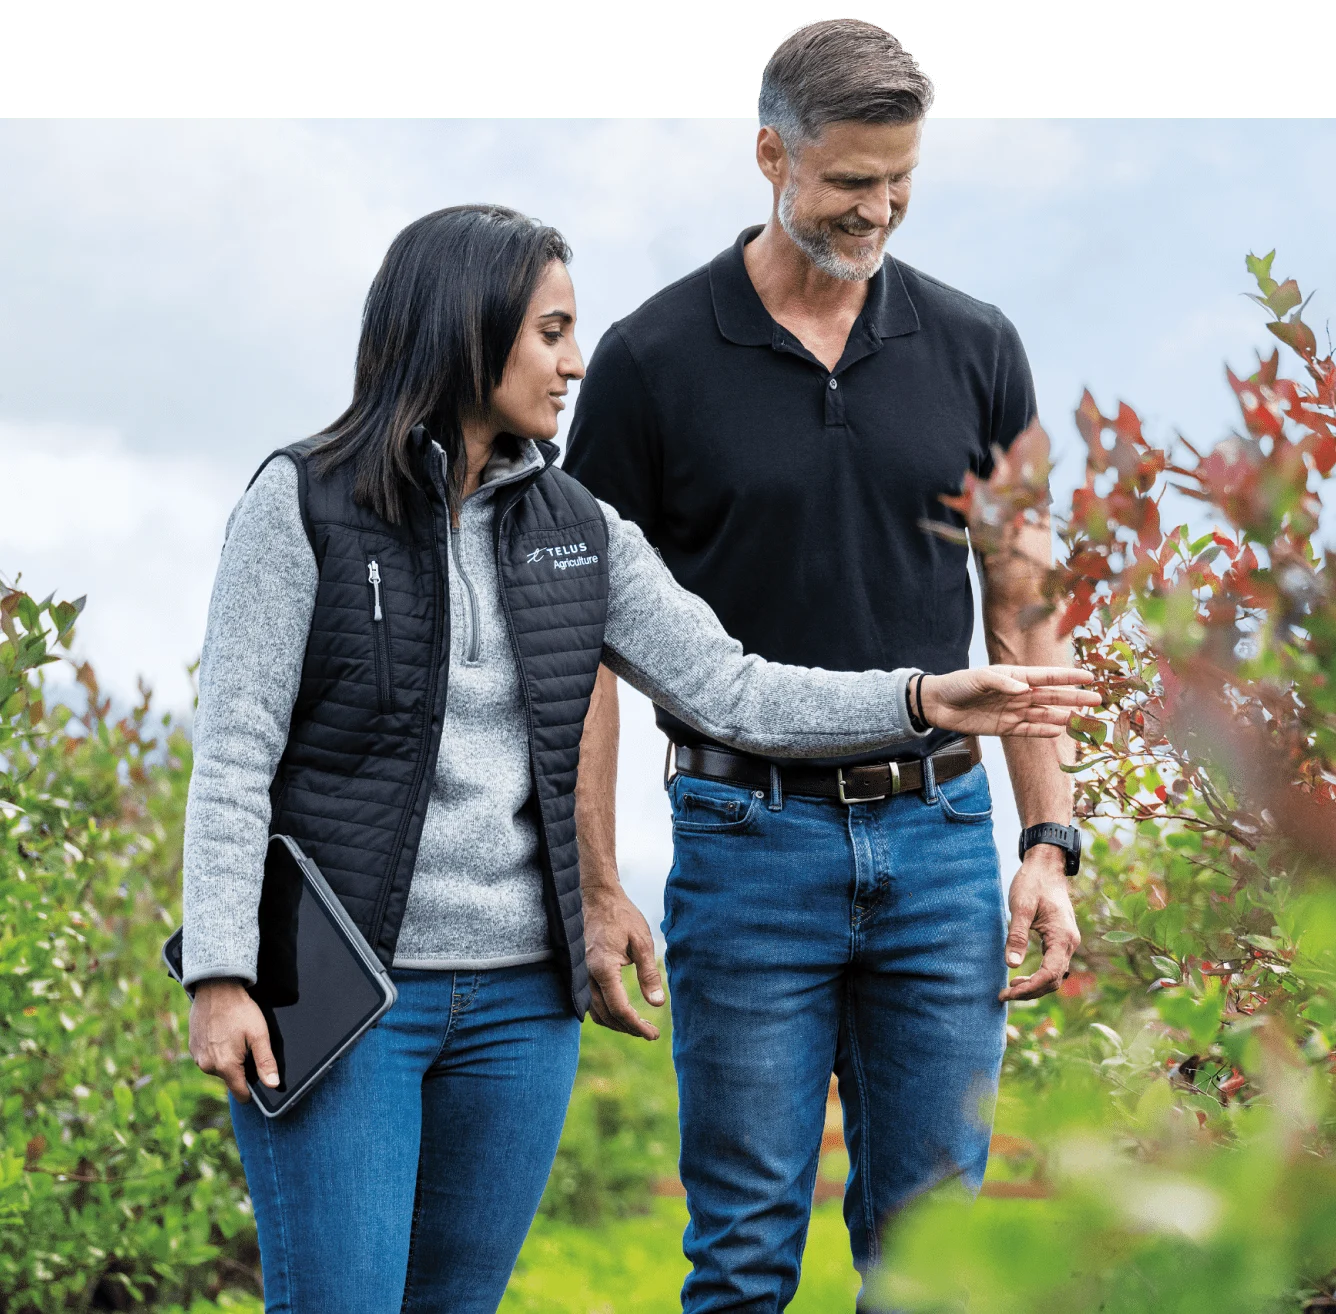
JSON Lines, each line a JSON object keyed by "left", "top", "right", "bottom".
{"left": 449, "top": 525, "right": 482, "bottom": 663}
{"left": 366, "top": 558, "right": 394, "bottom": 713}
{"left": 367, "top": 502, "right": 449, "bottom": 963}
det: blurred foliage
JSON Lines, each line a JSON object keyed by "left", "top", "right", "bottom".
{"left": 539, "top": 975, "right": 679, "bottom": 1225}
{"left": 887, "top": 255, "right": 1336, "bottom": 1311}
{"left": 1, "top": 581, "right": 259, "bottom": 1310}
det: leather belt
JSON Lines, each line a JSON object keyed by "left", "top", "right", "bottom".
{"left": 671, "top": 737, "right": 982, "bottom": 805}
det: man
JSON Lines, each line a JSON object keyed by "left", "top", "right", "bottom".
{"left": 564, "top": 19, "right": 1083, "bottom": 1311}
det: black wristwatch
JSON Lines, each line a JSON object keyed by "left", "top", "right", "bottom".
{"left": 1019, "top": 823, "right": 1082, "bottom": 876}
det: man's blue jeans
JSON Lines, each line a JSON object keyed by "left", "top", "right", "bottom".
{"left": 663, "top": 760, "right": 1008, "bottom": 1312}
{"left": 229, "top": 960, "right": 580, "bottom": 1314}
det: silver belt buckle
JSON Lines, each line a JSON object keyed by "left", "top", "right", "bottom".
{"left": 837, "top": 761, "right": 899, "bottom": 805}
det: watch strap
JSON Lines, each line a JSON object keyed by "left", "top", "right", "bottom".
{"left": 1019, "top": 823, "right": 1082, "bottom": 876}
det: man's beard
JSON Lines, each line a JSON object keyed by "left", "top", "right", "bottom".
{"left": 778, "top": 183, "right": 901, "bottom": 281}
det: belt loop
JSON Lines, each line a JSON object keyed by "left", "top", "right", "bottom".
{"left": 921, "top": 751, "right": 938, "bottom": 804}
{"left": 664, "top": 741, "right": 675, "bottom": 791}
{"left": 768, "top": 764, "right": 784, "bottom": 812}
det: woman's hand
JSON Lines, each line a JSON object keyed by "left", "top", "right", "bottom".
{"left": 188, "top": 980, "right": 280, "bottom": 1101}
{"left": 919, "top": 665, "right": 1100, "bottom": 738}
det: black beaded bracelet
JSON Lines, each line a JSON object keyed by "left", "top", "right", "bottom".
{"left": 908, "top": 672, "right": 930, "bottom": 733}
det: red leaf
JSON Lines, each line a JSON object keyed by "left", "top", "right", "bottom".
{"left": 1268, "top": 317, "right": 1318, "bottom": 360}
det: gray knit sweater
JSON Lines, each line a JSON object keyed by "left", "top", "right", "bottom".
{"left": 181, "top": 442, "right": 927, "bottom": 986}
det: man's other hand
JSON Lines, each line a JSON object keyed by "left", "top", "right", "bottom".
{"left": 584, "top": 884, "right": 665, "bottom": 1040}
{"left": 998, "top": 846, "right": 1081, "bottom": 1002}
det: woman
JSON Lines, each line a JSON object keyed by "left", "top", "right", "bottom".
{"left": 182, "top": 204, "right": 1094, "bottom": 1313}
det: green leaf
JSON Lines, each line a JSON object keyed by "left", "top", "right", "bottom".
{"left": 1267, "top": 277, "right": 1302, "bottom": 318}
{"left": 1156, "top": 980, "right": 1227, "bottom": 1051}
{"left": 1102, "top": 930, "right": 1137, "bottom": 943}
{"left": 1246, "top": 248, "right": 1277, "bottom": 295}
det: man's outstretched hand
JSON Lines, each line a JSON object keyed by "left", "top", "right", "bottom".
{"left": 998, "top": 844, "right": 1081, "bottom": 1002}
{"left": 584, "top": 883, "right": 665, "bottom": 1040}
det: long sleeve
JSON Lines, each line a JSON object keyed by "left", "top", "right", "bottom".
{"left": 181, "top": 457, "right": 316, "bottom": 987}
{"left": 599, "top": 501, "right": 928, "bottom": 759}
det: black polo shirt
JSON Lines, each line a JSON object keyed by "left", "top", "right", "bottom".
{"left": 564, "top": 227, "right": 1036, "bottom": 763}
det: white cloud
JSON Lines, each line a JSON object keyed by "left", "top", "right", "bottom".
{"left": 0, "top": 420, "right": 233, "bottom": 711}
{"left": 919, "top": 119, "right": 1097, "bottom": 195}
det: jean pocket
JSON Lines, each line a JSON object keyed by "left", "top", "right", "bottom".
{"left": 670, "top": 775, "right": 761, "bottom": 834}
{"left": 935, "top": 763, "right": 993, "bottom": 824}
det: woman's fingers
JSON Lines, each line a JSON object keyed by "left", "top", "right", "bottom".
{"left": 979, "top": 671, "right": 1029, "bottom": 695}
{"left": 216, "top": 1046, "right": 253, "bottom": 1101}
{"left": 1029, "top": 686, "right": 1103, "bottom": 707}
{"left": 1022, "top": 705, "right": 1086, "bottom": 725}
{"left": 1020, "top": 667, "right": 1096, "bottom": 687}
{"left": 248, "top": 1023, "right": 281, "bottom": 1090}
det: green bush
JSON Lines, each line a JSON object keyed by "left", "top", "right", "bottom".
{"left": 874, "top": 255, "right": 1336, "bottom": 1311}
{"left": 1, "top": 583, "right": 258, "bottom": 1310}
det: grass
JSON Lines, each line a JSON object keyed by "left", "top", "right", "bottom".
{"left": 502, "top": 1196, "right": 862, "bottom": 1313}
{"left": 180, "top": 1199, "right": 860, "bottom": 1314}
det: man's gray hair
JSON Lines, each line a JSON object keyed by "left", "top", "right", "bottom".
{"left": 758, "top": 19, "right": 934, "bottom": 150}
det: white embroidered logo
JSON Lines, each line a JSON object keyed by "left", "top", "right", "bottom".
{"left": 525, "top": 542, "right": 600, "bottom": 572}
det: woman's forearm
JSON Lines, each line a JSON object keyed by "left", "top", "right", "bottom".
{"left": 182, "top": 457, "right": 316, "bottom": 987}
{"left": 599, "top": 504, "right": 927, "bottom": 758}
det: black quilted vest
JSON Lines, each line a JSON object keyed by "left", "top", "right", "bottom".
{"left": 253, "top": 432, "right": 608, "bottom": 1017}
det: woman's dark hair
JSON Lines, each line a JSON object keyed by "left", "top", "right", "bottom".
{"left": 312, "top": 204, "right": 572, "bottom": 523}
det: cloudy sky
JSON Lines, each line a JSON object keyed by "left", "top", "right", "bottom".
{"left": 2, "top": 117, "right": 1333, "bottom": 920}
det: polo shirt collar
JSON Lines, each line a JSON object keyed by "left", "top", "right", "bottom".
{"left": 709, "top": 226, "right": 920, "bottom": 349}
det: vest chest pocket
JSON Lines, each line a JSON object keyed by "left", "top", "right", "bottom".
{"left": 366, "top": 556, "right": 396, "bottom": 714}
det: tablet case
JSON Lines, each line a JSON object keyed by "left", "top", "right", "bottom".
{"left": 163, "top": 834, "right": 397, "bottom": 1117}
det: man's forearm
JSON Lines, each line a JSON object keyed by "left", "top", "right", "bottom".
{"left": 575, "top": 663, "right": 666, "bottom": 1036}
{"left": 979, "top": 525, "right": 1075, "bottom": 830}
{"left": 577, "top": 664, "right": 622, "bottom": 891}
{"left": 988, "top": 613, "right": 1074, "bottom": 828}
{"left": 999, "top": 729, "right": 1072, "bottom": 828}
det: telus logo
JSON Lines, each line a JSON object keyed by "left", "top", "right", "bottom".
{"left": 525, "top": 542, "right": 599, "bottom": 571}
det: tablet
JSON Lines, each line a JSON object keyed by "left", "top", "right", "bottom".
{"left": 163, "top": 834, "right": 398, "bottom": 1117}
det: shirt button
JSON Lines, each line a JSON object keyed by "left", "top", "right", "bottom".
{"left": 829, "top": 378, "right": 839, "bottom": 390}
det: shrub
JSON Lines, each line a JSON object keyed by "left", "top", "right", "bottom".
{"left": 0, "top": 583, "right": 258, "bottom": 1310}
{"left": 877, "top": 254, "right": 1336, "bottom": 1311}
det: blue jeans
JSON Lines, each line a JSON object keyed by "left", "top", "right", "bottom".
{"left": 229, "top": 961, "right": 581, "bottom": 1314}
{"left": 663, "top": 761, "right": 1007, "bottom": 1312}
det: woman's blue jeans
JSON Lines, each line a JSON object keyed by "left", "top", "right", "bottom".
{"left": 664, "top": 761, "right": 1008, "bottom": 1312}
{"left": 229, "top": 960, "right": 580, "bottom": 1314}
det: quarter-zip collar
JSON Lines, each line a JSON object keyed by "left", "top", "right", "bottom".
{"left": 431, "top": 435, "right": 547, "bottom": 505}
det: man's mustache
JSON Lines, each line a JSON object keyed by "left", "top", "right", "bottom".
{"left": 834, "top": 211, "right": 901, "bottom": 237}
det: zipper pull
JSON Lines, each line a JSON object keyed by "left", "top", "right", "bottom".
{"left": 368, "top": 560, "right": 383, "bottom": 621}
